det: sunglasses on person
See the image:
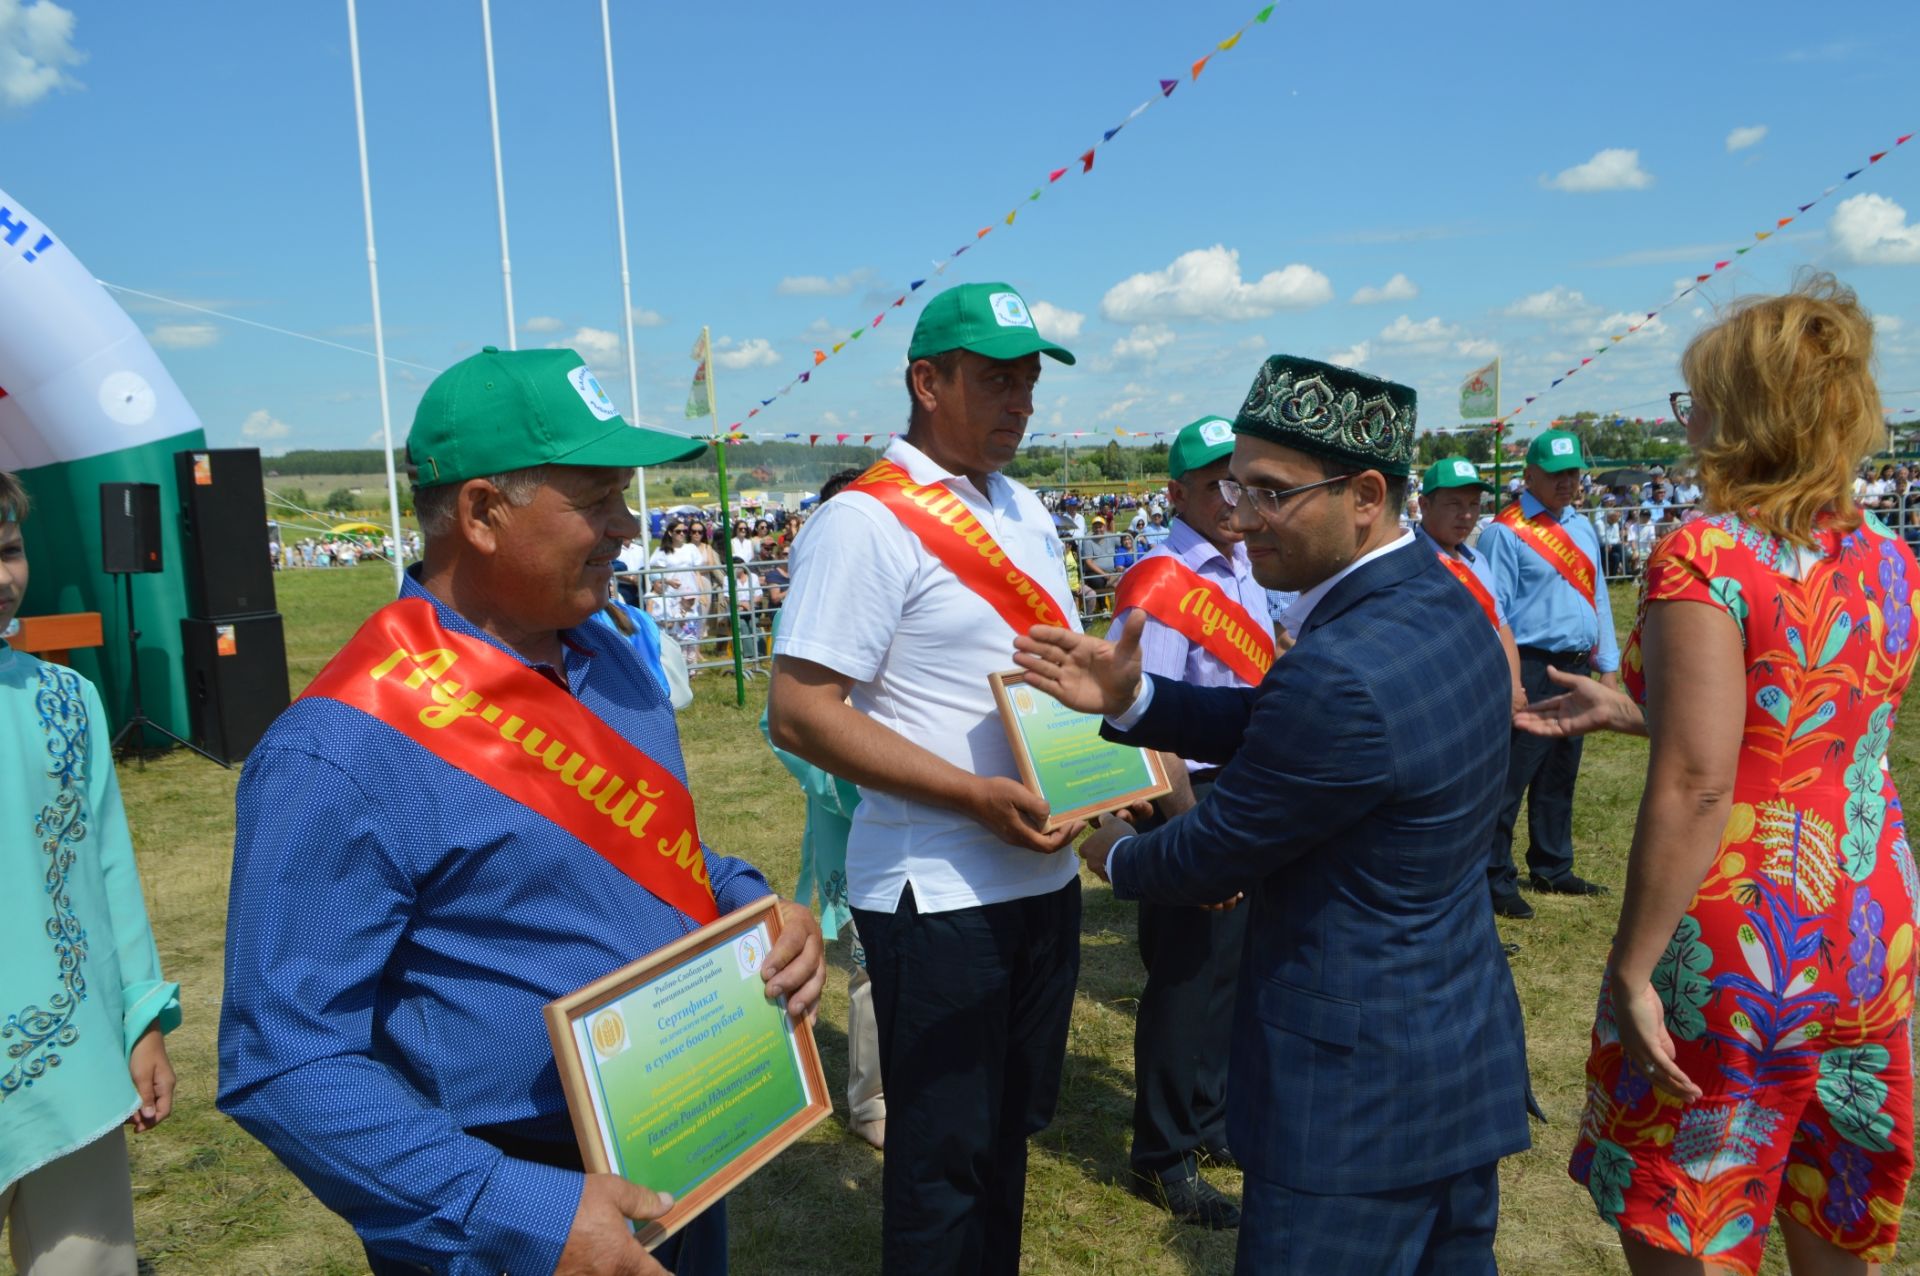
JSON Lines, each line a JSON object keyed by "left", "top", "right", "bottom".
{"left": 1213, "top": 473, "right": 1352, "bottom": 519}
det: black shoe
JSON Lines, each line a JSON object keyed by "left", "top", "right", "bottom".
{"left": 1492, "top": 892, "right": 1535, "bottom": 920}
{"left": 1529, "top": 873, "right": 1609, "bottom": 897}
{"left": 1198, "top": 1140, "right": 1238, "bottom": 1171}
{"left": 1131, "top": 1168, "right": 1241, "bottom": 1229}
{"left": 1501, "top": 940, "right": 1522, "bottom": 958}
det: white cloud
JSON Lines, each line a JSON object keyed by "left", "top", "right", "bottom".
{"left": 1874, "top": 314, "right": 1905, "bottom": 336}
{"left": 1725, "top": 125, "right": 1767, "bottom": 153}
{"left": 1101, "top": 245, "right": 1332, "bottom": 322}
{"left": 549, "top": 326, "right": 621, "bottom": 364}
{"left": 1379, "top": 315, "right": 1458, "bottom": 344}
{"left": 1831, "top": 193, "right": 1920, "bottom": 266}
{"left": 1454, "top": 338, "right": 1500, "bottom": 359}
{"left": 1350, "top": 273, "right": 1418, "bottom": 305}
{"left": 521, "top": 315, "right": 565, "bottom": 334}
{"left": 1111, "top": 323, "right": 1175, "bottom": 360}
{"left": 149, "top": 322, "right": 218, "bottom": 349}
{"left": 1099, "top": 384, "right": 1151, "bottom": 421}
{"left": 712, "top": 336, "right": 779, "bottom": 370}
{"left": 1328, "top": 341, "right": 1370, "bottom": 368}
{"left": 1505, "top": 286, "right": 1592, "bottom": 319}
{"left": 1543, "top": 148, "right": 1654, "bottom": 192}
{"left": 1593, "top": 311, "right": 1668, "bottom": 341}
{"left": 776, "top": 269, "right": 873, "bottom": 297}
{"left": 240, "top": 409, "right": 292, "bottom": 443}
{"left": 629, "top": 306, "right": 667, "bottom": 328}
{"left": 1027, "top": 301, "right": 1085, "bottom": 341}
{"left": 0, "top": 0, "right": 82, "bottom": 110}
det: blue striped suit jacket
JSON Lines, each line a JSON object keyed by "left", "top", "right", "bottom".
{"left": 1105, "top": 538, "right": 1531, "bottom": 1195}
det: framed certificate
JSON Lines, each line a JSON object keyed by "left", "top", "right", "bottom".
{"left": 544, "top": 896, "right": 831, "bottom": 1249}
{"left": 989, "top": 669, "right": 1171, "bottom": 830}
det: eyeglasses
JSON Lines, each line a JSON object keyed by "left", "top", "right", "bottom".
{"left": 1213, "top": 473, "right": 1352, "bottom": 518}
{"left": 1669, "top": 391, "right": 1693, "bottom": 426}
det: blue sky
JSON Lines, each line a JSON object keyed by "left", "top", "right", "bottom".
{"left": 5, "top": 0, "right": 1918, "bottom": 454}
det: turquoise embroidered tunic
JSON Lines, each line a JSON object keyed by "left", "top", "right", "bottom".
{"left": 1, "top": 643, "right": 180, "bottom": 1193}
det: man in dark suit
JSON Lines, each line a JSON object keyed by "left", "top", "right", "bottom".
{"left": 1014, "top": 355, "right": 1531, "bottom": 1274}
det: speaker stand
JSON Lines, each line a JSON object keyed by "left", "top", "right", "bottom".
{"left": 107, "top": 572, "right": 230, "bottom": 770}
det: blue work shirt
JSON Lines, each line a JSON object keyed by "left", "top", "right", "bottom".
{"left": 1478, "top": 492, "right": 1620, "bottom": 672}
{"left": 218, "top": 570, "right": 770, "bottom": 1274}
{"left": 1412, "top": 524, "right": 1508, "bottom": 628}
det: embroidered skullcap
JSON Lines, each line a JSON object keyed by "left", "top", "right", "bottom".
{"left": 1231, "top": 355, "right": 1417, "bottom": 478}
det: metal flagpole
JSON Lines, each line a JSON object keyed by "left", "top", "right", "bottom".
{"left": 345, "top": 0, "right": 405, "bottom": 590}
{"left": 480, "top": 0, "right": 516, "bottom": 347}
{"left": 702, "top": 326, "right": 747, "bottom": 707}
{"left": 598, "top": 0, "right": 653, "bottom": 560}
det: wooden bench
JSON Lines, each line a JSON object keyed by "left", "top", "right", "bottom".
{"left": 11, "top": 612, "right": 104, "bottom": 666}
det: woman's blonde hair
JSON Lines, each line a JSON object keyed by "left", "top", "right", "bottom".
{"left": 1683, "top": 271, "right": 1885, "bottom": 547}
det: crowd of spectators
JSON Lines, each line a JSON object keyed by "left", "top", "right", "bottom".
{"left": 270, "top": 530, "right": 421, "bottom": 570}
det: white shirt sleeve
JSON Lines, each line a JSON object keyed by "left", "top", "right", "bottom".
{"left": 1105, "top": 676, "right": 1155, "bottom": 732}
{"left": 773, "top": 498, "right": 916, "bottom": 683}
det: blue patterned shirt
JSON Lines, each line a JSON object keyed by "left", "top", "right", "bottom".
{"left": 218, "top": 572, "right": 769, "bottom": 1274}
{"left": 1478, "top": 491, "right": 1620, "bottom": 672}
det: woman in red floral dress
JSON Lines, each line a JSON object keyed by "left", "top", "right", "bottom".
{"left": 1521, "top": 275, "right": 1916, "bottom": 1275}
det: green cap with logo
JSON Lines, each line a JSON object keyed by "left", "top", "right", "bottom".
{"left": 1525, "top": 428, "right": 1587, "bottom": 474}
{"left": 408, "top": 347, "right": 707, "bottom": 488}
{"left": 907, "top": 282, "right": 1076, "bottom": 365}
{"left": 1421, "top": 456, "right": 1495, "bottom": 493}
{"left": 1168, "top": 415, "right": 1236, "bottom": 479}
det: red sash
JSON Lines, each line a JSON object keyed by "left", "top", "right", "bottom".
{"left": 1435, "top": 552, "right": 1500, "bottom": 628}
{"left": 1494, "top": 502, "right": 1597, "bottom": 608}
{"left": 302, "top": 598, "right": 719, "bottom": 924}
{"left": 1111, "top": 555, "right": 1276, "bottom": 686}
{"left": 848, "top": 460, "right": 1073, "bottom": 634}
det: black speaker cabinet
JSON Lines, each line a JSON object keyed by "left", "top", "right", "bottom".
{"left": 180, "top": 614, "right": 290, "bottom": 764}
{"left": 174, "top": 448, "right": 276, "bottom": 619}
{"left": 100, "top": 482, "right": 162, "bottom": 573}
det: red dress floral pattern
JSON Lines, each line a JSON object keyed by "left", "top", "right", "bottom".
{"left": 1569, "top": 512, "right": 1919, "bottom": 1274}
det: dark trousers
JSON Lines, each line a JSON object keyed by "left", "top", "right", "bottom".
{"left": 1131, "top": 781, "right": 1246, "bottom": 1177}
{"left": 1488, "top": 649, "right": 1589, "bottom": 897}
{"left": 1234, "top": 1161, "right": 1499, "bottom": 1275}
{"left": 851, "top": 878, "right": 1081, "bottom": 1276}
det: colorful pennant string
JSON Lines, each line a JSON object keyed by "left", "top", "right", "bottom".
{"left": 1489, "top": 130, "right": 1914, "bottom": 428}
{"left": 694, "top": 2, "right": 1279, "bottom": 441}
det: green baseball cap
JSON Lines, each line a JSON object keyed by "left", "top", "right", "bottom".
{"left": 1168, "top": 416, "right": 1236, "bottom": 479}
{"left": 1421, "top": 456, "right": 1495, "bottom": 493}
{"left": 907, "top": 282, "right": 1076, "bottom": 365}
{"left": 408, "top": 347, "right": 707, "bottom": 488}
{"left": 1526, "top": 429, "right": 1587, "bottom": 474}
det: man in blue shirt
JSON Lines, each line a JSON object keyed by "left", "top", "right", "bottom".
{"left": 219, "top": 347, "right": 825, "bottom": 1276}
{"left": 1477, "top": 429, "right": 1619, "bottom": 919}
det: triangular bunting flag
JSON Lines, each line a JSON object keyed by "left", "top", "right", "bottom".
{"left": 1005, "top": 209, "right": 1017, "bottom": 225}
{"left": 977, "top": 227, "right": 991, "bottom": 239}
{"left": 835, "top": 433, "right": 849, "bottom": 444}
{"left": 1080, "top": 148, "right": 1096, "bottom": 172}
{"left": 1551, "top": 378, "right": 1564, "bottom": 387}
{"left": 1735, "top": 247, "right": 1751, "bottom": 255}
{"left": 813, "top": 350, "right": 827, "bottom": 365}
{"left": 1646, "top": 312, "right": 1657, "bottom": 319}
{"left": 1104, "top": 126, "right": 1122, "bottom": 142}
{"left": 873, "top": 313, "right": 886, "bottom": 326}
{"left": 798, "top": 371, "right": 810, "bottom": 383}
{"left": 1049, "top": 166, "right": 1068, "bottom": 182}
{"left": 1799, "top": 202, "right": 1816, "bottom": 212}
{"left": 1525, "top": 395, "right": 1537, "bottom": 404}
{"left": 1160, "top": 78, "right": 1178, "bottom": 96}
{"left": 861, "top": 434, "right": 873, "bottom": 445}
{"left": 1192, "top": 56, "right": 1210, "bottom": 80}
{"left": 1126, "top": 99, "right": 1152, "bottom": 122}
{"left": 1755, "top": 231, "right": 1771, "bottom": 241}
{"left": 1869, "top": 151, "right": 1888, "bottom": 163}
{"left": 808, "top": 435, "right": 818, "bottom": 447}
{"left": 954, "top": 245, "right": 970, "bottom": 258}
{"left": 1714, "top": 260, "right": 1730, "bottom": 270}
{"left": 1696, "top": 274, "right": 1711, "bottom": 282}
{"left": 1255, "top": 4, "right": 1274, "bottom": 21}
{"left": 1029, "top": 189, "right": 1042, "bottom": 201}
{"left": 1777, "top": 217, "right": 1794, "bottom": 227}
{"left": 909, "top": 279, "right": 925, "bottom": 291}
{"left": 1611, "top": 335, "right": 1623, "bottom": 342}
{"left": 746, "top": 408, "right": 758, "bottom": 418}
{"left": 1899, "top": 134, "right": 1914, "bottom": 145}
{"left": 1846, "top": 168, "right": 1863, "bottom": 180}
{"left": 832, "top": 342, "right": 845, "bottom": 353}
{"left": 849, "top": 329, "right": 863, "bottom": 341}
{"left": 1218, "top": 31, "right": 1243, "bottom": 51}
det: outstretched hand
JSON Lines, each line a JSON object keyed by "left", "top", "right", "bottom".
{"left": 1012, "top": 612, "right": 1146, "bottom": 718}
{"left": 1512, "top": 666, "right": 1638, "bottom": 738}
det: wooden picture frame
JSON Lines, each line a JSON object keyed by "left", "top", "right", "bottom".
{"left": 989, "top": 668, "right": 1171, "bottom": 830}
{"left": 544, "top": 895, "right": 831, "bottom": 1249}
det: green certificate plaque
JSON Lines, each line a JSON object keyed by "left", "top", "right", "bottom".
{"left": 545, "top": 896, "right": 830, "bottom": 1249}
{"left": 990, "top": 669, "right": 1171, "bottom": 829}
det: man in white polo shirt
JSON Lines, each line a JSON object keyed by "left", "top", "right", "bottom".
{"left": 768, "top": 282, "right": 1081, "bottom": 1276}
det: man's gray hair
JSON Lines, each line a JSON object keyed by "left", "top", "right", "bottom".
{"left": 412, "top": 465, "right": 548, "bottom": 539}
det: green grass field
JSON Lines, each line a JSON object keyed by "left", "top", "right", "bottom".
{"left": 14, "top": 564, "right": 1920, "bottom": 1274}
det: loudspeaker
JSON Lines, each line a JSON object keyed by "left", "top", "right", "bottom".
{"left": 179, "top": 614, "right": 291, "bottom": 764}
{"left": 100, "top": 482, "right": 163, "bottom": 574}
{"left": 174, "top": 448, "right": 277, "bottom": 619}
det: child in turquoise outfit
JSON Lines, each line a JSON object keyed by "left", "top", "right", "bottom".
{"left": 0, "top": 471, "right": 180, "bottom": 1275}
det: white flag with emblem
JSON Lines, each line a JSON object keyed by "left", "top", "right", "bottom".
{"left": 1459, "top": 356, "right": 1499, "bottom": 421}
